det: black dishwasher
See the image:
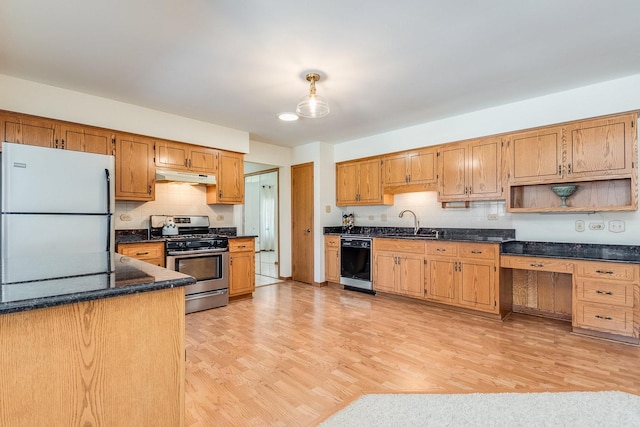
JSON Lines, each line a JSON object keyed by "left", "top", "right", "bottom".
{"left": 340, "top": 237, "right": 373, "bottom": 293}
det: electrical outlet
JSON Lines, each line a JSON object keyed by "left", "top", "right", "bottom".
{"left": 575, "top": 220, "right": 585, "bottom": 232}
{"left": 216, "top": 214, "right": 224, "bottom": 221}
{"left": 325, "top": 205, "right": 331, "bottom": 213}
{"left": 609, "top": 220, "right": 625, "bottom": 233}
{"left": 119, "top": 214, "right": 132, "bottom": 221}
{"left": 368, "top": 215, "right": 375, "bottom": 221}
{"left": 381, "top": 214, "right": 387, "bottom": 222}
{"left": 487, "top": 214, "right": 498, "bottom": 221}
{"left": 588, "top": 222, "right": 605, "bottom": 230}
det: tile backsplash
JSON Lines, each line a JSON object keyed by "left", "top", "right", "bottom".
{"left": 115, "top": 182, "right": 237, "bottom": 230}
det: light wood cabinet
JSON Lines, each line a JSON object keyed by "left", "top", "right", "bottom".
{"left": 229, "top": 237, "right": 255, "bottom": 297}
{"left": 336, "top": 157, "right": 393, "bottom": 206}
{"left": 572, "top": 260, "right": 639, "bottom": 340}
{"left": 206, "top": 151, "right": 244, "bottom": 204}
{"left": 506, "top": 112, "right": 638, "bottom": 212}
{"left": 425, "top": 241, "right": 500, "bottom": 315}
{"left": 383, "top": 147, "right": 438, "bottom": 193}
{"left": 156, "top": 140, "right": 218, "bottom": 175}
{"left": 117, "top": 241, "right": 165, "bottom": 267}
{"left": 115, "top": 134, "right": 156, "bottom": 201}
{"left": 57, "top": 123, "right": 115, "bottom": 155}
{"left": 324, "top": 235, "right": 341, "bottom": 283}
{"left": 373, "top": 239, "right": 425, "bottom": 298}
{"left": 438, "top": 136, "right": 502, "bottom": 202}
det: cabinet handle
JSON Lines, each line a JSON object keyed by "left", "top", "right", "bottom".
{"left": 595, "top": 290, "right": 614, "bottom": 295}
{"left": 595, "top": 270, "right": 614, "bottom": 275}
{"left": 148, "top": 185, "right": 152, "bottom": 194}
{"left": 470, "top": 250, "right": 482, "bottom": 254}
{"left": 436, "top": 248, "right": 446, "bottom": 252}
{"left": 567, "top": 163, "right": 572, "bottom": 174}
{"left": 594, "top": 315, "right": 613, "bottom": 321}
{"left": 219, "top": 190, "right": 222, "bottom": 198}
{"left": 558, "top": 165, "right": 562, "bottom": 176}
{"left": 530, "top": 263, "right": 544, "bottom": 267}
{"left": 54, "top": 138, "right": 59, "bottom": 149}
{"left": 237, "top": 245, "right": 247, "bottom": 248}
{"left": 184, "top": 159, "right": 188, "bottom": 167}
{"left": 136, "top": 251, "right": 150, "bottom": 256}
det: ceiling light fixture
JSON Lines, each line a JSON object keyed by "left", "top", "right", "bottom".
{"left": 278, "top": 112, "right": 299, "bottom": 121}
{"left": 296, "top": 72, "right": 330, "bottom": 118}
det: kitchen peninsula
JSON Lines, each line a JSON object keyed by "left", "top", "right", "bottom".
{"left": 0, "top": 255, "right": 195, "bottom": 427}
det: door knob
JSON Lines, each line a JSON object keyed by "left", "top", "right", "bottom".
{"left": 304, "top": 228, "right": 311, "bottom": 233}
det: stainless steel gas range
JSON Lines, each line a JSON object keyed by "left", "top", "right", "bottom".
{"left": 150, "top": 215, "right": 229, "bottom": 313}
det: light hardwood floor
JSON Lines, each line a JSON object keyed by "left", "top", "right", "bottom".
{"left": 185, "top": 282, "right": 640, "bottom": 426}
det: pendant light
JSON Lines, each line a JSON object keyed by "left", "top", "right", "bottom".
{"left": 296, "top": 73, "right": 330, "bottom": 118}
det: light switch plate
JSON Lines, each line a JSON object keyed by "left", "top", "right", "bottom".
{"left": 575, "top": 220, "right": 585, "bottom": 232}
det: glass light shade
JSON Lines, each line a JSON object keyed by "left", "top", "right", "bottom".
{"left": 296, "top": 94, "right": 330, "bottom": 118}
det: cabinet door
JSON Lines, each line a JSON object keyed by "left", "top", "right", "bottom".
{"left": 229, "top": 252, "right": 255, "bottom": 296}
{"left": 336, "top": 162, "right": 359, "bottom": 205}
{"left": 59, "top": 124, "right": 114, "bottom": 155}
{"left": 156, "top": 140, "right": 189, "bottom": 171}
{"left": 115, "top": 135, "right": 155, "bottom": 201}
{"left": 189, "top": 146, "right": 218, "bottom": 174}
{"left": 408, "top": 149, "right": 437, "bottom": 186}
{"left": 567, "top": 114, "right": 635, "bottom": 178}
{"left": 373, "top": 252, "right": 397, "bottom": 293}
{"left": 1, "top": 114, "right": 56, "bottom": 148}
{"left": 325, "top": 246, "right": 340, "bottom": 283}
{"left": 357, "top": 158, "right": 383, "bottom": 203}
{"left": 458, "top": 259, "right": 495, "bottom": 312}
{"left": 217, "top": 151, "right": 244, "bottom": 203}
{"left": 399, "top": 255, "right": 424, "bottom": 297}
{"left": 438, "top": 143, "right": 466, "bottom": 200}
{"left": 383, "top": 154, "right": 409, "bottom": 186}
{"left": 427, "top": 259, "right": 457, "bottom": 303}
{"left": 508, "top": 126, "right": 563, "bottom": 183}
{"left": 468, "top": 137, "right": 502, "bottom": 200}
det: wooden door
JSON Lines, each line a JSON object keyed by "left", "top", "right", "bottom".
{"left": 508, "top": 127, "right": 562, "bottom": 183}
{"left": 291, "top": 162, "right": 314, "bottom": 284}
{"left": 357, "top": 158, "right": 383, "bottom": 203}
{"left": 468, "top": 137, "right": 502, "bottom": 199}
{"left": 438, "top": 144, "right": 466, "bottom": 200}
{"left": 409, "top": 149, "right": 437, "bottom": 185}
{"left": 229, "top": 251, "right": 255, "bottom": 296}
{"left": 383, "top": 154, "right": 409, "bottom": 186}
{"left": 373, "top": 252, "right": 397, "bottom": 293}
{"left": 336, "top": 162, "right": 359, "bottom": 205}
{"left": 459, "top": 259, "right": 495, "bottom": 311}
{"left": 156, "top": 140, "right": 189, "bottom": 171}
{"left": 399, "top": 254, "right": 424, "bottom": 297}
{"left": 1, "top": 114, "right": 56, "bottom": 148}
{"left": 427, "top": 259, "right": 457, "bottom": 303}
{"left": 189, "top": 146, "right": 218, "bottom": 174}
{"left": 217, "top": 151, "right": 244, "bottom": 203}
{"left": 59, "top": 124, "right": 113, "bottom": 155}
{"left": 115, "top": 135, "right": 155, "bottom": 201}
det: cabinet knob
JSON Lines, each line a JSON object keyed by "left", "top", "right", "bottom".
{"left": 594, "top": 315, "right": 613, "bottom": 321}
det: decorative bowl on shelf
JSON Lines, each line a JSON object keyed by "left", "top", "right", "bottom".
{"left": 551, "top": 184, "right": 578, "bottom": 208}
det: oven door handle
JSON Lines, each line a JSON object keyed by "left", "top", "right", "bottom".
{"left": 167, "top": 248, "right": 229, "bottom": 256}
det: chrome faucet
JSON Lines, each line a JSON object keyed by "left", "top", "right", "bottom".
{"left": 399, "top": 210, "right": 419, "bottom": 235}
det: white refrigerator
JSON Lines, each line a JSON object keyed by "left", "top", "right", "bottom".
{"left": 0, "top": 142, "right": 115, "bottom": 302}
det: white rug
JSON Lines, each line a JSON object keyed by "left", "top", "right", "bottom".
{"left": 320, "top": 391, "right": 640, "bottom": 426}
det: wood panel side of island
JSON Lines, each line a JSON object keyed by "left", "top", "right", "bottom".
{"left": 0, "top": 287, "right": 185, "bottom": 427}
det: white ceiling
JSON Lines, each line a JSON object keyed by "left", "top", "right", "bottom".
{"left": 2, "top": 1, "right": 640, "bottom": 148}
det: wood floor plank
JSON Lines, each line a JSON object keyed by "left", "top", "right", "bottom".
{"left": 185, "top": 282, "right": 640, "bottom": 426}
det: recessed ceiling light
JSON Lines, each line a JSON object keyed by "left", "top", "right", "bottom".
{"left": 278, "top": 112, "right": 299, "bottom": 121}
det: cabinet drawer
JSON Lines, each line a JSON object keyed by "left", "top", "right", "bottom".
{"left": 229, "top": 238, "right": 255, "bottom": 252}
{"left": 575, "top": 280, "right": 635, "bottom": 307}
{"left": 375, "top": 238, "right": 425, "bottom": 254}
{"left": 575, "top": 261, "right": 637, "bottom": 282}
{"left": 459, "top": 244, "right": 497, "bottom": 260}
{"left": 324, "top": 236, "right": 340, "bottom": 248}
{"left": 426, "top": 241, "right": 458, "bottom": 257}
{"left": 574, "top": 302, "right": 635, "bottom": 336}
{"left": 500, "top": 255, "right": 574, "bottom": 273}
{"left": 118, "top": 242, "right": 164, "bottom": 260}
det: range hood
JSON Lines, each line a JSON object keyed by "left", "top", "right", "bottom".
{"left": 155, "top": 169, "right": 217, "bottom": 185}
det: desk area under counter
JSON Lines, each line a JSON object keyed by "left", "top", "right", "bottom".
{"left": 0, "top": 255, "right": 195, "bottom": 426}
{"left": 500, "top": 241, "right": 640, "bottom": 345}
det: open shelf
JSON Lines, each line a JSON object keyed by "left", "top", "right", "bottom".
{"left": 508, "top": 178, "right": 636, "bottom": 212}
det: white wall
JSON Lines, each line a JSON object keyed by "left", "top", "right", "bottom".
{"left": 333, "top": 74, "right": 640, "bottom": 246}
{"left": 0, "top": 74, "right": 249, "bottom": 152}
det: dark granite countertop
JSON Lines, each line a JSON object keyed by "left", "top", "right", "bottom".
{"left": 324, "top": 226, "right": 515, "bottom": 243}
{"left": 501, "top": 241, "right": 640, "bottom": 264}
{"left": 0, "top": 254, "right": 195, "bottom": 315}
{"left": 116, "top": 227, "right": 240, "bottom": 244}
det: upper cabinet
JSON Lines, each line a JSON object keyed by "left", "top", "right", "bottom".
{"left": 206, "top": 151, "right": 244, "bottom": 204}
{"left": 115, "top": 134, "right": 155, "bottom": 201}
{"left": 438, "top": 136, "right": 503, "bottom": 202}
{"left": 58, "top": 123, "right": 115, "bottom": 155}
{"left": 505, "top": 112, "right": 638, "bottom": 212}
{"left": 336, "top": 157, "right": 393, "bottom": 206}
{"left": 156, "top": 140, "right": 218, "bottom": 175}
{"left": 383, "top": 147, "right": 438, "bottom": 194}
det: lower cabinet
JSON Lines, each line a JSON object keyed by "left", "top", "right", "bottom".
{"left": 324, "top": 235, "right": 341, "bottom": 283}
{"left": 373, "top": 239, "right": 425, "bottom": 298}
{"left": 425, "top": 241, "right": 500, "bottom": 315}
{"left": 116, "top": 241, "right": 165, "bottom": 267}
{"left": 229, "top": 237, "right": 256, "bottom": 297}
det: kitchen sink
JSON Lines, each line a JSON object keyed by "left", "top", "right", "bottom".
{"left": 381, "top": 234, "right": 438, "bottom": 240}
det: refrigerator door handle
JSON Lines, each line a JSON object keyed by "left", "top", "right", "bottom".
{"left": 105, "top": 168, "right": 111, "bottom": 253}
